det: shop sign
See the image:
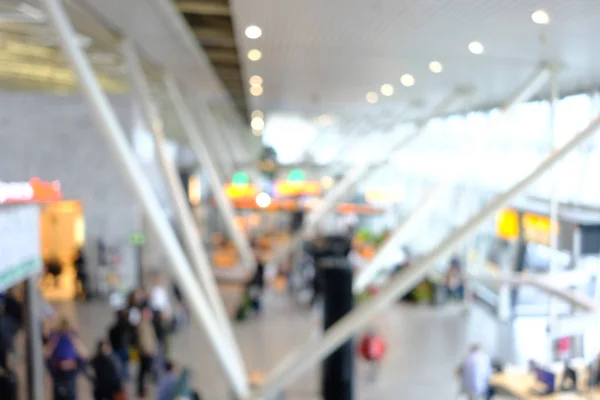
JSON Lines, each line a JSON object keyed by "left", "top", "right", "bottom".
{"left": 0, "top": 178, "right": 62, "bottom": 204}
{"left": 496, "top": 208, "right": 558, "bottom": 245}
{"left": 225, "top": 183, "right": 259, "bottom": 199}
{"left": 0, "top": 204, "right": 42, "bottom": 292}
{"left": 274, "top": 180, "right": 321, "bottom": 197}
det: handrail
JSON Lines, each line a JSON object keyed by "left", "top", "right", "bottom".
{"left": 467, "top": 273, "right": 597, "bottom": 312}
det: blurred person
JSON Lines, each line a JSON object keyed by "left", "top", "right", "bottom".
{"left": 445, "top": 256, "right": 465, "bottom": 300}
{"left": 149, "top": 274, "right": 172, "bottom": 358}
{"left": 171, "top": 281, "right": 188, "bottom": 331}
{"left": 109, "top": 309, "right": 131, "bottom": 381}
{"left": 46, "top": 318, "right": 88, "bottom": 400}
{"left": 137, "top": 307, "right": 158, "bottom": 399}
{"left": 459, "top": 344, "right": 493, "bottom": 400}
{"left": 156, "top": 360, "right": 179, "bottom": 400}
{"left": 247, "top": 245, "right": 266, "bottom": 313}
{"left": 73, "top": 248, "right": 89, "bottom": 299}
{"left": 89, "top": 339, "right": 123, "bottom": 400}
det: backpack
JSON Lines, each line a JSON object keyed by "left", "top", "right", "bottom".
{"left": 50, "top": 332, "right": 78, "bottom": 364}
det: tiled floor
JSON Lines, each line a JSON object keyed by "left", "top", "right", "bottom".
{"left": 30, "top": 285, "right": 551, "bottom": 399}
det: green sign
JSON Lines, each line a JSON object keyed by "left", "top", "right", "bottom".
{"left": 129, "top": 233, "right": 146, "bottom": 246}
{"left": 287, "top": 168, "right": 305, "bottom": 182}
{"left": 232, "top": 171, "right": 250, "bottom": 185}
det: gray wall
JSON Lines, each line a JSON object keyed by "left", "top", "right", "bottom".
{"left": 0, "top": 92, "right": 141, "bottom": 291}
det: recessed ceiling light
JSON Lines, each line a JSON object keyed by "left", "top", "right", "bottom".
{"left": 249, "top": 75, "right": 263, "bottom": 86}
{"left": 251, "top": 117, "right": 265, "bottom": 130}
{"left": 248, "top": 49, "right": 262, "bottom": 61}
{"left": 380, "top": 84, "right": 394, "bottom": 96}
{"left": 400, "top": 74, "right": 415, "bottom": 87}
{"left": 252, "top": 129, "right": 262, "bottom": 136}
{"left": 531, "top": 10, "right": 550, "bottom": 25}
{"left": 468, "top": 41, "right": 484, "bottom": 55}
{"left": 251, "top": 110, "right": 264, "bottom": 119}
{"left": 429, "top": 61, "right": 443, "bottom": 73}
{"left": 245, "top": 25, "right": 262, "bottom": 39}
{"left": 366, "top": 92, "right": 378, "bottom": 104}
{"left": 250, "top": 85, "right": 263, "bottom": 96}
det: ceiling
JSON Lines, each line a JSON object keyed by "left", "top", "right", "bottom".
{"left": 173, "top": 0, "right": 248, "bottom": 118}
{"left": 230, "top": 0, "right": 600, "bottom": 122}
{"left": 0, "top": 0, "right": 126, "bottom": 93}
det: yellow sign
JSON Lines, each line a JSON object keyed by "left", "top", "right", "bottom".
{"left": 495, "top": 208, "right": 558, "bottom": 245}
{"left": 224, "top": 183, "right": 259, "bottom": 199}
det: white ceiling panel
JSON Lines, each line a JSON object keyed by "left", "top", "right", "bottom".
{"left": 231, "top": 0, "right": 600, "bottom": 118}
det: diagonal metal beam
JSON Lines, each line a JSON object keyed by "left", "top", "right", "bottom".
{"left": 164, "top": 75, "right": 256, "bottom": 271}
{"left": 253, "top": 107, "right": 600, "bottom": 399}
{"left": 353, "top": 65, "right": 552, "bottom": 294}
{"left": 269, "top": 89, "right": 465, "bottom": 267}
{"left": 121, "top": 38, "right": 247, "bottom": 384}
{"left": 39, "top": 0, "right": 249, "bottom": 397}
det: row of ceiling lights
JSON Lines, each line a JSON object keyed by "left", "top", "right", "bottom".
{"left": 245, "top": 25, "right": 265, "bottom": 136}
{"left": 365, "top": 9, "right": 550, "bottom": 105}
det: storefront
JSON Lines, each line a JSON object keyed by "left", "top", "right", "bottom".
{"left": 471, "top": 199, "right": 600, "bottom": 315}
{"left": 0, "top": 178, "right": 85, "bottom": 301}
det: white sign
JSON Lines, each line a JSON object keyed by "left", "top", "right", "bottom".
{"left": 0, "top": 204, "right": 41, "bottom": 291}
{"left": 0, "top": 181, "right": 34, "bottom": 204}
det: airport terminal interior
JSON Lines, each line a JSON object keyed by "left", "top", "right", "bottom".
{"left": 3, "top": 0, "right": 600, "bottom": 399}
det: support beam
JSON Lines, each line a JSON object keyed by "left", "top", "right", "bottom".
{"left": 176, "top": 1, "right": 230, "bottom": 16}
{"left": 352, "top": 65, "right": 551, "bottom": 294}
{"left": 121, "top": 38, "right": 247, "bottom": 380}
{"left": 164, "top": 75, "right": 256, "bottom": 271}
{"left": 39, "top": 0, "right": 249, "bottom": 397}
{"left": 269, "top": 90, "right": 464, "bottom": 267}
{"left": 353, "top": 181, "right": 447, "bottom": 293}
{"left": 252, "top": 109, "right": 600, "bottom": 399}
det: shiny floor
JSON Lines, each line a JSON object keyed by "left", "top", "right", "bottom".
{"left": 34, "top": 285, "right": 549, "bottom": 399}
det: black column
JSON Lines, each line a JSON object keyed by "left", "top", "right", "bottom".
{"left": 314, "top": 235, "right": 354, "bottom": 400}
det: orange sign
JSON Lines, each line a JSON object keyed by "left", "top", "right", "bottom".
{"left": 274, "top": 180, "right": 321, "bottom": 197}
{"left": 496, "top": 208, "right": 558, "bottom": 245}
{"left": 0, "top": 178, "right": 62, "bottom": 204}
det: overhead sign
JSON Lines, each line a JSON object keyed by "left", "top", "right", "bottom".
{"left": 225, "top": 183, "right": 259, "bottom": 199}
{"left": 496, "top": 208, "right": 558, "bottom": 245}
{"left": 0, "top": 204, "right": 42, "bottom": 291}
{"left": 274, "top": 180, "right": 321, "bottom": 197}
{"left": 0, "top": 178, "right": 62, "bottom": 204}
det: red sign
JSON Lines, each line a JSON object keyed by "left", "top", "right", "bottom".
{"left": 0, "top": 178, "right": 62, "bottom": 204}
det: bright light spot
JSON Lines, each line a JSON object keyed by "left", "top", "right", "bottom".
{"left": 429, "top": 61, "right": 443, "bottom": 73}
{"left": 468, "top": 41, "right": 484, "bottom": 54}
{"left": 250, "top": 85, "right": 263, "bottom": 96}
{"left": 316, "top": 114, "right": 333, "bottom": 126}
{"left": 252, "top": 129, "right": 262, "bottom": 136}
{"left": 245, "top": 25, "right": 262, "bottom": 39}
{"left": 248, "top": 49, "right": 262, "bottom": 61}
{"left": 400, "top": 74, "right": 415, "bottom": 87}
{"left": 531, "top": 10, "right": 550, "bottom": 25}
{"left": 321, "top": 176, "right": 334, "bottom": 189}
{"left": 251, "top": 117, "right": 265, "bottom": 130}
{"left": 380, "top": 84, "right": 394, "bottom": 96}
{"left": 249, "top": 75, "right": 263, "bottom": 86}
{"left": 256, "top": 192, "right": 271, "bottom": 208}
{"left": 366, "top": 91, "right": 378, "bottom": 104}
{"left": 251, "top": 110, "right": 264, "bottom": 119}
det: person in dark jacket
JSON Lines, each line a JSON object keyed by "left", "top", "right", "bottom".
{"left": 89, "top": 340, "right": 122, "bottom": 400}
{"left": 108, "top": 310, "right": 130, "bottom": 381}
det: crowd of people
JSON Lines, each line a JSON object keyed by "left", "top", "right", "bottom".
{"left": 0, "top": 273, "right": 201, "bottom": 400}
